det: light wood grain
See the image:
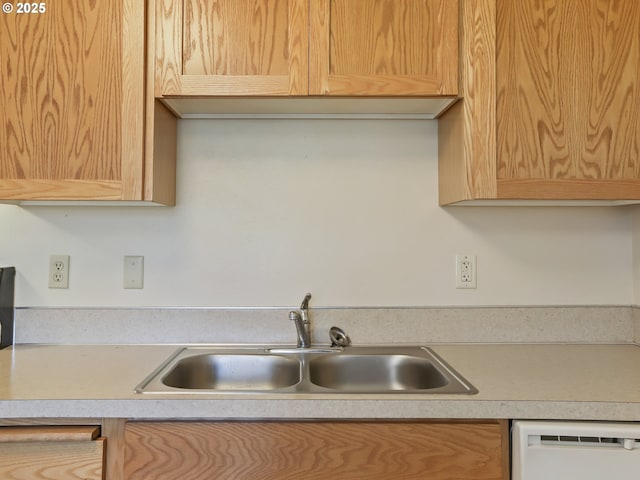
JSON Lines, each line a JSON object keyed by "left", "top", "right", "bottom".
{"left": 439, "top": 0, "right": 640, "bottom": 203}
{"left": 310, "top": 0, "right": 458, "bottom": 95}
{"left": 0, "top": 180, "right": 123, "bottom": 200}
{"left": 0, "top": 439, "right": 104, "bottom": 480}
{"left": 438, "top": 0, "right": 497, "bottom": 204}
{"left": 158, "top": 0, "right": 456, "bottom": 97}
{"left": 146, "top": 4, "right": 177, "bottom": 205}
{"left": 183, "top": 0, "right": 289, "bottom": 76}
{"left": 0, "top": 420, "right": 127, "bottom": 480}
{"left": 329, "top": 0, "right": 451, "bottom": 76}
{"left": 0, "top": 426, "right": 103, "bottom": 480}
{"left": 309, "top": 0, "right": 331, "bottom": 95}
{"left": 0, "top": 3, "right": 51, "bottom": 180}
{"left": 498, "top": 179, "right": 640, "bottom": 200}
{"left": 156, "top": 0, "right": 308, "bottom": 96}
{"left": 102, "top": 419, "right": 126, "bottom": 480}
{"left": 121, "top": 0, "right": 145, "bottom": 200}
{"left": 124, "top": 421, "right": 506, "bottom": 480}
{"left": 144, "top": 101, "right": 177, "bottom": 204}
{"left": 496, "top": 0, "right": 640, "bottom": 184}
{"left": 0, "top": 426, "right": 99, "bottom": 443}
{"left": 155, "top": 0, "right": 184, "bottom": 96}
{"left": 439, "top": 101, "right": 471, "bottom": 204}
{"left": 0, "top": 0, "right": 155, "bottom": 202}
{"left": 52, "top": 1, "right": 122, "bottom": 182}
{"left": 175, "top": 74, "right": 296, "bottom": 95}
{"left": 285, "top": 0, "right": 309, "bottom": 94}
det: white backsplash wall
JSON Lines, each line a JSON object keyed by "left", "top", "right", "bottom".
{"left": 0, "top": 119, "right": 634, "bottom": 307}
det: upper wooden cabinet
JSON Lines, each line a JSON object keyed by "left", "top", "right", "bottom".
{"left": 155, "top": 0, "right": 458, "bottom": 98}
{"left": 0, "top": 0, "right": 176, "bottom": 204}
{"left": 309, "top": 0, "right": 458, "bottom": 96}
{"left": 439, "top": 0, "right": 640, "bottom": 204}
{"left": 156, "top": 0, "right": 309, "bottom": 96}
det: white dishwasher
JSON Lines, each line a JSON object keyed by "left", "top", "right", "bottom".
{"left": 512, "top": 420, "right": 640, "bottom": 479}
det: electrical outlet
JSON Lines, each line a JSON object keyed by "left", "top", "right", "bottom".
{"left": 48, "top": 255, "right": 70, "bottom": 289}
{"left": 455, "top": 254, "right": 476, "bottom": 289}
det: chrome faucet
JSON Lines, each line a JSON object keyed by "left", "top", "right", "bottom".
{"left": 289, "top": 293, "right": 312, "bottom": 348}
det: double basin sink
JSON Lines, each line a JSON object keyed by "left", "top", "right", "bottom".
{"left": 135, "top": 346, "right": 477, "bottom": 395}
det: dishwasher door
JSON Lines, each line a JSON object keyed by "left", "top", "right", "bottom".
{"left": 512, "top": 421, "right": 640, "bottom": 480}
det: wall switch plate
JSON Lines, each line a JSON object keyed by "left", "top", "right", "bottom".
{"left": 124, "top": 256, "right": 144, "bottom": 289}
{"left": 48, "top": 255, "right": 70, "bottom": 289}
{"left": 455, "top": 254, "right": 477, "bottom": 289}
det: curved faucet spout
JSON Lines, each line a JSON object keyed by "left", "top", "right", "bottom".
{"left": 289, "top": 293, "right": 312, "bottom": 348}
{"left": 300, "top": 293, "right": 312, "bottom": 323}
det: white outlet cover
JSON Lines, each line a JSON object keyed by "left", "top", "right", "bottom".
{"left": 48, "top": 255, "right": 70, "bottom": 289}
{"left": 455, "top": 254, "right": 477, "bottom": 289}
{"left": 124, "top": 256, "right": 144, "bottom": 289}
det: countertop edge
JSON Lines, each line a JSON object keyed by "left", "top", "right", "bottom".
{"left": 2, "top": 399, "right": 639, "bottom": 422}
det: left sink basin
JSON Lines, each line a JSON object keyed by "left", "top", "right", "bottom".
{"left": 162, "top": 354, "right": 301, "bottom": 390}
{"left": 135, "top": 347, "right": 303, "bottom": 393}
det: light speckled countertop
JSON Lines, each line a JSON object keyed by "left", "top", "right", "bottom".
{"left": 1, "top": 343, "right": 639, "bottom": 421}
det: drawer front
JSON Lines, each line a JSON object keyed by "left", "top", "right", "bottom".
{"left": 0, "top": 426, "right": 104, "bottom": 480}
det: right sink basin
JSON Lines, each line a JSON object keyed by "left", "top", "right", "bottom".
{"left": 308, "top": 354, "right": 450, "bottom": 392}
{"left": 306, "top": 347, "right": 476, "bottom": 394}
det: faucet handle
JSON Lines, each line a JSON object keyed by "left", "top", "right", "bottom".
{"left": 300, "top": 292, "right": 311, "bottom": 311}
{"left": 300, "top": 293, "right": 312, "bottom": 324}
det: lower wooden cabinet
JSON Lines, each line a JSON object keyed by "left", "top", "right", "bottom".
{"left": 0, "top": 425, "right": 105, "bottom": 480}
{"left": 124, "top": 421, "right": 508, "bottom": 480}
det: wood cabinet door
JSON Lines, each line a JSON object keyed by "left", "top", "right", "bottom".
{"left": 155, "top": 0, "right": 309, "bottom": 96}
{"left": 124, "top": 421, "right": 508, "bottom": 480}
{"left": 0, "top": 0, "right": 145, "bottom": 201}
{"left": 496, "top": 0, "right": 640, "bottom": 199}
{"left": 309, "top": 0, "right": 458, "bottom": 96}
{"left": 0, "top": 426, "right": 104, "bottom": 480}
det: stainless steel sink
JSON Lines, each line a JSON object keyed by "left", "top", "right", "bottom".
{"left": 308, "top": 354, "right": 449, "bottom": 392}
{"left": 162, "top": 354, "right": 301, "bottom": 390}
{"left": 135, "top": 346, "right": 477, "bottom": 395}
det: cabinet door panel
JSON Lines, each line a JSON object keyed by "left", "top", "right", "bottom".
{"left": 0, "top": 0, "right": 144, "bottom": 200}
{"left": 310, "top": 0, "right": 458, "bottom": 96}
{"left": 183, "top": 0, "right": 290, "bottom": 76}
{"left": 439, "top": 0, "right": 640, "bottom": 203}
{"left": 0, "top": 441, "right": 104, "bottom": 480}
{"left": 52, "top": 2, "right": 122, "bottom": 182}
{"left": 496, "top": 0, "right": 640, "bottom": 185}
{"left": 124, "top": 421, "right": 507, "bottom": 480}
{"left": 0, "top": 426, "right": 104, "bottom": 480}
{"left": 156, "top": 0, "right": 309, "bottom": 96}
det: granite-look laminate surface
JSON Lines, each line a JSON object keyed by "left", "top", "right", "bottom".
{"left": 14, "top": 306, "right": 635, "bottom": 344}
{"left": 1, "top": 343, "right": 640, "bottom": 420}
